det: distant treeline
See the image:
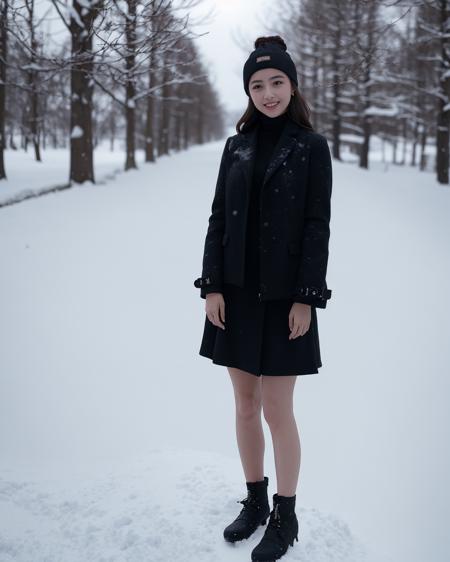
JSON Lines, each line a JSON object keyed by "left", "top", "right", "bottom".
{"left": 265, "top": 0, "right": 450, "bottom": 183}
{"left": 0, "top": 0, "right": 225, "bottom": 183}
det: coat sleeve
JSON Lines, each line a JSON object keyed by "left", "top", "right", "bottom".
{"left": 293, "top": 134, "right": 333, "bottom": 309}
{"left": 194, "top": 137, "right": 231, "bottom": 299}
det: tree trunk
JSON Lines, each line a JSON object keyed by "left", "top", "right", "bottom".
{"left": 411, "top": 119, "right": 419, "bottom": 167}
{"left": 25, "top": 0, "right": 41, "bottom": 162}
{"left": 436, "top": 0, "right": 450, "bottom": 184}
{"left": 359, "top": 2, "right": 376, "bottom": 170}
{"left": 69, "top": 0, "right": 99, "bottom": 184}
{"left": 145, "top": 2, "right": 156, "bottom": 163}
{"left": 125, "top": 0, "right": 137, "bottom": 171}
{"left": 159, "top": 54, "right": 170, "bottom": 156}
{"left": 331, "top": 23, "right": 341, "bottom": 161}
{"left": 109, "top": 102, "right": 116, "bottom": 152}
{"left": 419, "top": 127, "right": 427, "bottom": 171}
{"left": 0, "top": 0, "right": 8, "bottom": 180}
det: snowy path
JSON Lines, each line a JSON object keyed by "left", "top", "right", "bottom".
{"left": 1, "top": 136, "right": 449, "bottom": 561}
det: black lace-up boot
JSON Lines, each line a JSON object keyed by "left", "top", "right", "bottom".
{"left": 250, "top": 493, "right": 299, "bottom": 561}
{"left": 223, "top": 476, "right": 271, "bottom": 543}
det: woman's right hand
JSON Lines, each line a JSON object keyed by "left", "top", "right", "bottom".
{"left": 205, "top": 293, "right": 225, "bottom": 329}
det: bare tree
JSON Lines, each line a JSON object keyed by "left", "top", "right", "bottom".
{"left": 93, "top": 0, "right": 216, "bottom": 170}
{"left": 426, "top": 0, "right": 450, "bottom": 183}
{"left": 21, "top": 0, "right": 45, "bottom": 161}
{"left": 51, "top": 0, "right": 105, "bottom": 183}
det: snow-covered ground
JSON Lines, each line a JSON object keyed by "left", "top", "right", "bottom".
{"left": 0, "top": 133, "right": 449, "bottom": 562}
{"left": 0, "top": 141, "right": 126, "bottom": 207}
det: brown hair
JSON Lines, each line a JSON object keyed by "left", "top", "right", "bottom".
{"left": 236, "top": 35, "right": 314, "bottom": 134}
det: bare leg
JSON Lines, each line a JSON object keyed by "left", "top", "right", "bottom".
{"left": 261, "top": 375, "right": 300, "bottom": 496}
{"left": 228, "top": 367, "right": 265, "bottom": 482}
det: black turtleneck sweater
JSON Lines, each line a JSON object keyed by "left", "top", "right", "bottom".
{"left": 245, "top": 109, "right": 289, "bottom": 288}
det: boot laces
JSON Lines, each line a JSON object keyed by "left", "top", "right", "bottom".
{"left": 236, "top": 492, "right": 263, "bottom": 515}
{"left": 238, "top": 493, "right": 256, "bottom": 508}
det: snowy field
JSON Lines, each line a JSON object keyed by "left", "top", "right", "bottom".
{"left": 1, "top": 132, "right": 449, "bottom": 562}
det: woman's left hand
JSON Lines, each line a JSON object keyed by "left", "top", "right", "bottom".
{"left": 288, "top": 303, "right": 311, "bottom": 339}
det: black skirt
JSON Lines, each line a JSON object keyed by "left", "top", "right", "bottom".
{"left": 198, "top": 245, "right": 322, "bottom": 377}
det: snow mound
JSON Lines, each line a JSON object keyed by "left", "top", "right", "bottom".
{"left": 0, "top": 448, "right": 386, "bottom": 562}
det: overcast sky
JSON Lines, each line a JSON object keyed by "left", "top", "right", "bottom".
{"left": 190, "top": 0, "right": 275, "bottom": 115}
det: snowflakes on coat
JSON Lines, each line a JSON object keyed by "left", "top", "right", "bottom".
{"left": 278, "top": 147, "right": 292, "bottom": 158}
{"left": 195, "top": 126, "right": 332, "bottom": 307}
{"left": 234, "top": 146, "right": 254, "bottom": 161}
{"left": 264, "top": 147, "right": 294, "bottom": 179}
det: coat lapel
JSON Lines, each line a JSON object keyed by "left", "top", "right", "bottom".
{"left": 263, "top": 119, "right": 300, "bottom": 187}
{"left": 235, "top": 117, "right": 300, "bottom": 194}
{"left": 234, "top": 125, "right": 258, "bottom": 193}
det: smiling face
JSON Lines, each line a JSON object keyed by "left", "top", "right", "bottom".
{"left": 249, "top": 68, "right": 294, "bottom": 118}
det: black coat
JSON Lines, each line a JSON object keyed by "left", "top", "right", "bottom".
{"left": 194, "top": 117, "right": 333, "bottom": 309}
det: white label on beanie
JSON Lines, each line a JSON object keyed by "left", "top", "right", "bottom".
{"left": 256, "top": 55, "right": 271, "bottom": 62}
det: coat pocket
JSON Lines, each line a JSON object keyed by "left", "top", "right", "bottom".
{"left": 288, "top": 242, "right": 301, "bottom": 255}
{"left": 222, "top": 232, "right": 230, "bottom": 246}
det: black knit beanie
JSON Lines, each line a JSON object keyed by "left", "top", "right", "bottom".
{"left": 243, "top": 38, "right": 298, "bottom": 97}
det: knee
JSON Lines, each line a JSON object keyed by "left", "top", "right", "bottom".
{"left": 262, "top": 400, "right": 292, "bottom": 429}
{"left": 235, "top": 393, "right": 262, "bottom": 421}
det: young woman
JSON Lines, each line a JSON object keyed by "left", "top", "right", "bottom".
{"left": 194, "top": 35, "right": 332, "bottom": 562}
